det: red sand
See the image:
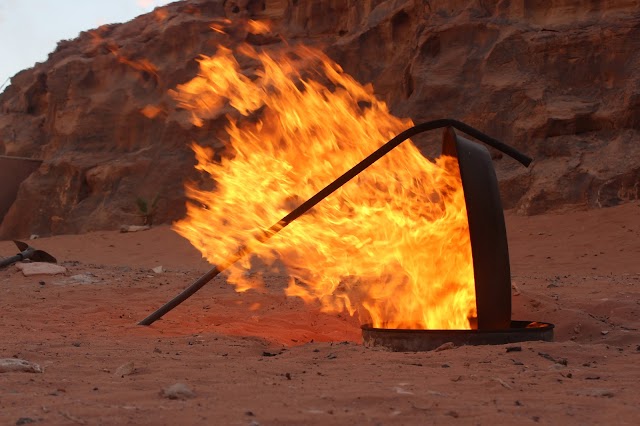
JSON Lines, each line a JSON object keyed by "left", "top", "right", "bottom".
{"left": 1, "top": 202, "right": 639, "bottom": 424}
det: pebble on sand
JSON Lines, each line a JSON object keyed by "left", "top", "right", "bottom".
{"left": 161, "top": 383, "right": 196, "bottom": 400}
{"left": 0, "top": 358, "right": 43, "bottom": 373}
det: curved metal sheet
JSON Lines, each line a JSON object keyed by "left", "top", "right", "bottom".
{"left": 442, "top": 127, "right": 511, "bottom": 330}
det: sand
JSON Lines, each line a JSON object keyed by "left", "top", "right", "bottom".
{"left": 1, "top": 202, "right": 639, "bottom": 425}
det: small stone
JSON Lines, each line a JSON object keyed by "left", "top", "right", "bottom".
{"left": 161, "top": 383, "right": 195, "bottom": 400}
{"left": 245, "top": 411, "right": 255, "bottom": 416}
{"left": 115, "top": 361, "right": 135, "bottom": 377}
{"left": 152, "top": 266, "right": 164, "bottom": 274}
{"left": 495, "top": 378, "right": 512, "bottom": 389}
{"left": 434, "top": 342, "right": 456, "bottom": 352}
{"left": 120, "top": 225, "right": 150, "bottom": 233}
{"left": 445, "top": 410, "right": 459, "bottom": 418}
{"left": 511, "top": 282, "right": 521, "bottom": 296}
{"left": 285, "top": 373, "right": 291, "bottom": 380}
{"left": 16, "top": 262, "right": 66, "bottom": 277}
{"left": 441, "top": 363, "right": 450, "bottom": 368}
{"left": 537, "top": 352, "right": 568, "bottom": 365}
{"left": 327, "top": 353, "right": 337, "bottom": 360}
{"left": 601, "top": 330, "right": 609, "bottom": 335}
{"left": 506, "top": 345, "right": 522, "bottom": 353}
{"left": 38, "top": 281, "right": 45, "bottom": 285}
{"left": 16, "top": 418, "right": 36, "bottom": 425}
{"left": 29, "top": 234, "right": 39, "bottom": 240}
{"left": 0, "top": 358, "right": 43, "bottom": 373}
{"left": 153, "top": 347, "right": 162, "bottom": 354}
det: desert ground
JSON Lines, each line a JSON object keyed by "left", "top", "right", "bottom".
{"left": 1, "top": 201, "right": 639, "bottom": 425}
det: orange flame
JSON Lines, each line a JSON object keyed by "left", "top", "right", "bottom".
{"left": 172, "top": 27, "right": 476, "bottom": 330}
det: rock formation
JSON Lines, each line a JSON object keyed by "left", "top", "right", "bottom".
{"left": 0, "top": 0, "right": 638, "bottom": 238}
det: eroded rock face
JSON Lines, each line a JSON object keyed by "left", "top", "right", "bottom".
{"left": 0, "top": 0, "right": 638, "bottom": 238}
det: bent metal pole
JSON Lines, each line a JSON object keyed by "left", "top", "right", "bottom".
{"left": 139, "top": 119, "right": 532, "bottom": 326}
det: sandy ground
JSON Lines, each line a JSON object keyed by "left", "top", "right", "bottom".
{"left": 1, "top": 202, "right": 639, "bottom": 425}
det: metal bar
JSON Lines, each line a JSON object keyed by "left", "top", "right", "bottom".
{"left": 139, "top": 119, "right": 531, "bottom": 326}
{"left": 0, "top": 254, "right": 23, "bottom": 269}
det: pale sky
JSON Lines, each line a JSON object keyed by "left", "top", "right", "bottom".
{"left": 0, "top": 0, "right": 176, "bottom": 92}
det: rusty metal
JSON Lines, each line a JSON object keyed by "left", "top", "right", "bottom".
{"left": 361, "top": 321, "right": 554, "bottom": 352}
{"left": 443, "top": 128, "right": 511, "bottom": 330}
{"left": 0, "top": 240, "right": 57, "bottom": 269}
{"left": 139, "top": 119, "right": 531, "bottom": 326}
{"left": 361, "top": 127, "right": 554, "bottom": 351}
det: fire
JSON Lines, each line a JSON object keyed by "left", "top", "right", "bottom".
{"left": 171, "top": 23, "right": 477, "bottom": 330}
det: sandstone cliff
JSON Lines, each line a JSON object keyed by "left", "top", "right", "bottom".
{"left": 1, "top": 0, "right": 639, "bottom": 238}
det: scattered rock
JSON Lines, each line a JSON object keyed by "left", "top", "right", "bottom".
{"left": 506, "top": 345, "right": 522, "bottom": 353}
{"left": 115, "top": 361, "right": 136, "bottom": 377}
{"left": 262, "top": 351, "right": 279, "bottom": 357}
{"left": 601, "top": 330, "right": 609, "bottom": 335}
{"left": 434, "top": 342, "right": 456, "bottom": 352}
{"left": 537, "top": 352, "right": 568, "bottom": 366}
{"left": 161, "top": 383, "right": 195, "bottom": 400}
{"left": 445, "top": 411, "right": 459, "bottom": 418}
{"left": 327, "top": 353, "right": 337, "bottom": 359}
{"left": 70, "top": 274, "right": 100, "bottom": 284}
{"left": 120, "top": 225, "right": 150, "bottom": 233}
{"left": 152, "top": 265, "right": 164, "bottom": 274}
{"left": 0, "top": 358, "right": 43, "bottom": 373}
{"left": 15, "top": 262, "right": 66, "bottom": 277}
{"left": 29, "top": 234, "right": 39, "bottom": 240}
{"left": 576, "top": 388, "right": 614, "bottom": 398}
{"left": 15, "top": 418, "right": 36, "bottom": 425}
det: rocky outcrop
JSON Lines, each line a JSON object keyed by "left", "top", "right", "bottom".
{"left": 0, "top": 0, "right": 639, "bottom": 238}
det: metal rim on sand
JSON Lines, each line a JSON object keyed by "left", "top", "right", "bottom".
{"left": 361, "top": 320, "right": 554, "bottom": 352}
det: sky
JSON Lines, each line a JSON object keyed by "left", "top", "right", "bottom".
{"left": 0, "top": 0, "right": 176, "bottom": 92}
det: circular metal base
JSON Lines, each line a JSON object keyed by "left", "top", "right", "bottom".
{"left": 362, "top": 320, "right": 554, "bottom": 352}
